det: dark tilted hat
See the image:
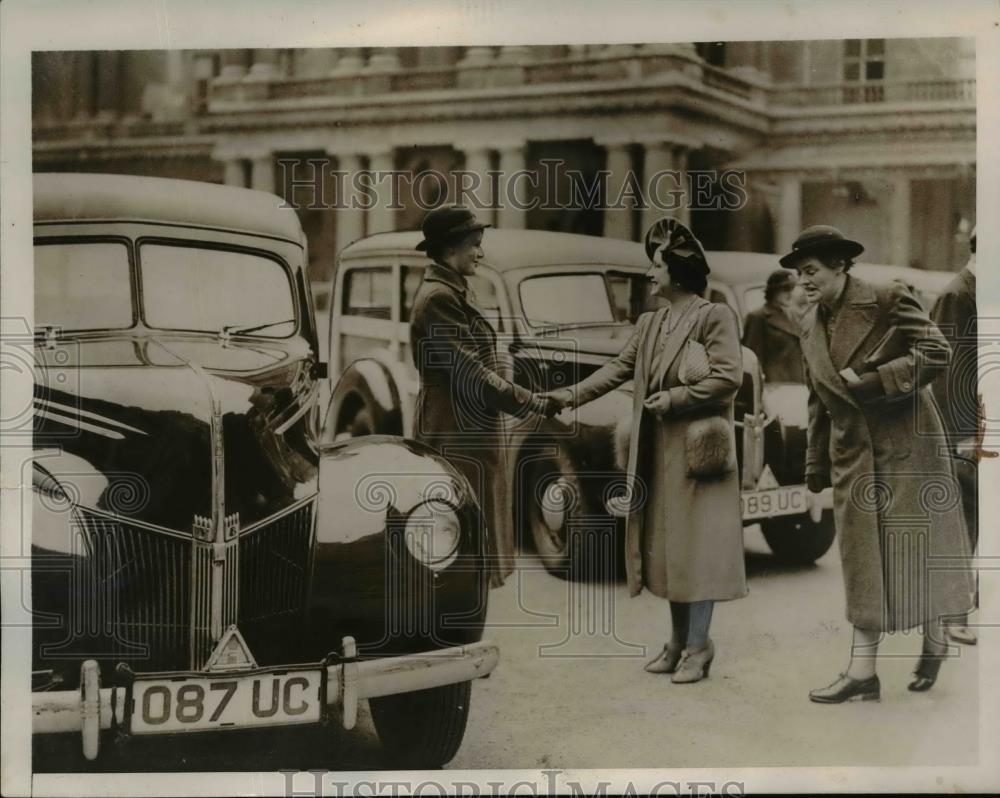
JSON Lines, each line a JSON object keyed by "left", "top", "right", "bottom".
{"left": 415, "top": 205, "right": 490, "bottom": 252}
{"left": 643, "top": 217, "right": 710, "bottom": 275}
{"left": 779, "top": 225, "right": 864, "bottom": 269}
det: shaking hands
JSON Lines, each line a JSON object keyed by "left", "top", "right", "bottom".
{"left": 528, "top": 388, "right": 575, "bottom": 418}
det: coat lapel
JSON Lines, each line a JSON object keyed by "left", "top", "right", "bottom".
{"left": 639, "top": 307, "right": 669, "bottom": 388}
{"left": 828, "top": 276, "right": 879, "bottom": 370}
{"left": 802, "top": 304, "right": 859, "bottom": 409}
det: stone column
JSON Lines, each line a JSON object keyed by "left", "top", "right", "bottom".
{"left": 497, "top": 45, "right": 531, "bottom": 63}
{"left": 222, "top": 158, "right": 246, "bottom": 187}
{"left": 457, "top": 145, "right": 495, "bottom": 223}
{"left": 496, "top": 144, "right": 529, "bottom": 229}
{"left": 888, "top": 173, "right": 912, "bottom": 267}
{"left": 219, "top": 49, "right": 249, "bottom": 81}
{"left": 250, "top": 152, "right": 275, "bottom": 194}
{"left": 333, "top": 48, "right": 365, "bottom": 72}
{"left": 672, "top": 145, "right": 691, "bottom": 227}
{"left": 336, "top": 153, "right": 366, "bottom": 247}
{"left": 366, "top": 149, "right": 397, "bottom": 234}
{"left": 639, "top": 140, "right": 677, "bottom": 236}
{"left": 248, "top": 49, "right": 281, "bottom": 80}
{"left": 775, "top": 174, "right": 802, "bottom": 256}
{"left": 367, "top": 47, "right": 401, "bottom": 70}
{"left": 459, "top": 46, "right": 495, "bottom": 65}
{"left": 602, "top": 141, "right": 636, "bottom": 240}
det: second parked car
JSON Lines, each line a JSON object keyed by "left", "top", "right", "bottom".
{"left": 324, "top": 230, "right": 839, "bottom": 576}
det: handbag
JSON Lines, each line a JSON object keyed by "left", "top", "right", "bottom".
{"left": 678, "top": 305, "right": 735, "bottom": 479}
{"left": 678, "top": 338, "right": 712, "bottom": 385}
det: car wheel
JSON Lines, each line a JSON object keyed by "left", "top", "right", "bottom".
{"left": 526, "top": 455, "right": 619, "bottom": 580}
{"left": 761, "top": 510, "right": 836, "bottom": 564}
{"left": 340, "top": 401, "right": 375, "bottom": 438}
{"left": 526, "top": 455, "right": 579, "bottom": 578}
{"left": 369, "top": 681, "right": 471, "bottom": 769}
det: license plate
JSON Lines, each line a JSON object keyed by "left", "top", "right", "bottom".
{"left": 741, "top": 485, "right": 809, "bottom": 521}
{"left": 130, "top": 669, "right": 322, "bottom": 734}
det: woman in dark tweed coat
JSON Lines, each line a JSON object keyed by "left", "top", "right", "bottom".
{"left": 782, "top": 225, "right": 974, "bottom": 704}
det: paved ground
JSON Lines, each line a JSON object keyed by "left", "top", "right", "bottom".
{"left": 34, "top": 526, "right": 979, "bottom": 773}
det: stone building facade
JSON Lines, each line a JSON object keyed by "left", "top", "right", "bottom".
{"left": 32, "top": 39, "right": 976, "bottom": 283}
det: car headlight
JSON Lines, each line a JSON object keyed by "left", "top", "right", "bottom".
{"left": 403, "top": 499, "right": 461, "bottom": 570}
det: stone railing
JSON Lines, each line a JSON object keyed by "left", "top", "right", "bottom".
{"left": 769, "top": 79, "right": 975, "bottom": 107}
{"left": 207, "top": 46, "right": 761, "bottom": 107}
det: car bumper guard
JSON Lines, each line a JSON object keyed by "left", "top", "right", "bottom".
{"left": 31, "top": 637, "right": 499, "bottom": 760}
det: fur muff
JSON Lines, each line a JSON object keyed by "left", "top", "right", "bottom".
{"left": 685, "top": 415, "right": 734, "bottom": 479}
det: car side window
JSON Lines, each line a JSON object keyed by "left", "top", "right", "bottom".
{"left": 342, "top": 267, "right": 392, "bottom": 320}
{"left": 401, "top": 265, "right": 424, "bottom": 323}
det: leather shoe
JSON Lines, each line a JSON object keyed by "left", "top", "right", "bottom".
{"left": 809, "top": 673, "right": 880, "bottom": 703}
{"left": 671, "top": 640, "right": 715, "bottom": 684}
{"left": 644, "top": 643, "right": 684, "bottom": 674}
{"left": 908, "top": 654, "right": 943, "bottom": 692}
{"left": 946, "top": 625, "right": 977, "bottom": 646}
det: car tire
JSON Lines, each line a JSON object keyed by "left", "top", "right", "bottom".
{"left": 342, "top": 402, "right": 375, "bottom": 438}
{"left": 369, "top": 681, "right": 471, "bottom": 769}
{"left": 761, "top": 510, "right": 836, "bottom": 564}
{"left": 526, "top": 455, "right": 619, "bottom": 580}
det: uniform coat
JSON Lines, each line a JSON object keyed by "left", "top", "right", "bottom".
{"left": 742, "top": 301, "right": 806, "bottom": 383}
{"left": 409, "top": 262, "right": 535, "bottom": 584}
{"left": 802, "top": 275, "right": 974, "bottom": 631}
{"left": 570, "top": 298, "right": 748, "bottom": 600}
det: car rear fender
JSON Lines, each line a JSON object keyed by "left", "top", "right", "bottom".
{"left": 323, "top": 356, "right": 414, "bottom": 442}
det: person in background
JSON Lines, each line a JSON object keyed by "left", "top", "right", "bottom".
{"left": 784, "top": 225, "right": 974, "bottom": 703}
{"left": 930, "top": 226, "right": 979, "bottom": 646}
{"left": 742, "top": 269, "right": 806, "bottom": 383}
{"left": 548, "top": 217, "right": 747, "bottom": 683}
{"left": 410, "top": 206, "right": 561, "bottom": 585}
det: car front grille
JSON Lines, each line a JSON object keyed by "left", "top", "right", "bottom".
{"left": 68, "top": 499, "right": 314, "bottom": 673}
{"left": 237, "top": 500, "right": 315, "bottom": 665}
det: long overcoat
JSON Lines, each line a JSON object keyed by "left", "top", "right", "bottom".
{"left": 802, "top": 274, "right": 974, "bottom": 631}
{"left": 930, "top": 266, "right": 978, "bottom": 550}
{"left": 742, "top": 301, "right": 806, "bottom": 383}
{"left": 409, "top": 262, "right": 535, "bottom": 584}
{"left": 571, "top": 298, "right": 748, "bottom": 600}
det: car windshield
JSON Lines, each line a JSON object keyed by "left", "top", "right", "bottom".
{"left": 35, "top": 241, "right": 134, "bottom": 331}
{"left": 140, "top": 243, "right": 296, "bottom": 337}
{"left": 518, "top": 270, "right": 649, "bottom": 327}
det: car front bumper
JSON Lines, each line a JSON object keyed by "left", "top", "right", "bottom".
{"left": 32, "top": 637, "right": 499, "bottom": 761}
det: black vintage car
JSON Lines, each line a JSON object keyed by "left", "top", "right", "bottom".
{"left": 29, "top": 173, "right": 496, "bottom": 768}
{"left": 324, "top": 230, "right": 837, "bottom": 578}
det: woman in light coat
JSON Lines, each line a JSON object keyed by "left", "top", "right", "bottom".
{"left": 550, "top": 218, "right": 748, "bottom": 683}
{"left": 782, "top": 225, "right": 974, "bottom": 703}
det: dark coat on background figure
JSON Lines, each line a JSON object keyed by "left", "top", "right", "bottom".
{"left": 742, "top": 301, "right": 806, "bottom": 383}
{"left": 410, "top": 262, "right": 534, "bottom": 584}
{"left": 930, "top": 266, "right": 978, "bottom": 550}
{"left": 802, "top": 275, "right": 973, "bottom": 631}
